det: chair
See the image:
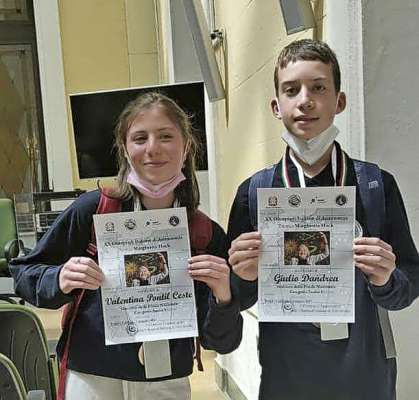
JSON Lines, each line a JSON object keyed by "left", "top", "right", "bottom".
{"left": 0, "top": 198, "right": 21, "bottom": 277}
{"left": 0, "top": 353, "right": 46, "bottom": 400}
{"left": 0, "top": 304, "right": 57, "bottom": 400}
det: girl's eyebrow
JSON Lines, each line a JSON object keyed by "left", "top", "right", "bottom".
{"left": 128, "top": 129, "right": 147, "bottom": 136}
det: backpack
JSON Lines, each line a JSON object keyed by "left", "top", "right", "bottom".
{"left": 248, "top": 160, "right": 396, "bottom": 360}
{"left": 58, "top": 189, "right": 212, "bottom": 400}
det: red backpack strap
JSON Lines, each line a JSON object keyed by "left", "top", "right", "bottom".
{"left": 189, "top": 210, "right": 213, "bottom": 256}
{"left": 86, "top": 188, "right": 122, "bottom": 257}
{"left": 188, "top": 210, "right": 213, "bottom": 372}
{"left": 58, "top": 189, "right": 122, "bottom": 400}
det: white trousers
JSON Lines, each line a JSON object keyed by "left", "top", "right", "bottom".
{"left": 65, "top": 370, "right": 191, "bottom": 400}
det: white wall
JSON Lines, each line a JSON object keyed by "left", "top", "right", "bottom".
{"left": 324, "top": 1, "right": 365, "bottom": 160}
{"left": 33, "top": 0, "right": 73, "bottom": 191}
{"left": 361, "top": 2, "right": 419, "bottom": 399}
{"left": 170, "top": 0, "right": 202, "bottom": 83}
{"left": 218, "top": 310, "right": 261, "bottom": 400}
{"left": 168, "top": 0, "right": 211, "bottom": 217}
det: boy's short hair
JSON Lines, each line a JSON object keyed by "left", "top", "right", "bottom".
{"left": 274, "top": 39, "right": 341, "bottom": 95}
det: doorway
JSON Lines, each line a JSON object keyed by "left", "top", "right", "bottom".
{"left": 0, "top": 0, "right": 48, "bottom": 198}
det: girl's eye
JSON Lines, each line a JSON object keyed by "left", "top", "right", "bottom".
{"left": 134, "top": 136, "right": 147, "bottom": 143}
{"left": 160, "top": 133, "right": 173, "bottom": 140}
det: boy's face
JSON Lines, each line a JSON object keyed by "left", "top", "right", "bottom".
{"left": 271, "top": 60, "right": 346, "bottom": 140}
{"left": 298, "top": 244, "right": 310, "bottom": 259}
{"left": 139, "top": 266, "right": 150, "bottom": 280}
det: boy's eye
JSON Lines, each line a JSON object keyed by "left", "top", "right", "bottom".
{"left": 284, "top": 87, "right": 298, "bottom": 96}
{"left": 313, "top": 84, "right": 326, "bottom": 93}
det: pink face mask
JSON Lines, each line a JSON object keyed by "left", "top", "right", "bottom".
{"left": 126, "top": 167, "right": 186, "bottom": 199}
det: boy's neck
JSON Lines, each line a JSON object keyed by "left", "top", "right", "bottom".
{"left": 291, "top": 144, "right": 334, "bottom": 178}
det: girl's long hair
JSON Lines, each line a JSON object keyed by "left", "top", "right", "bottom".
{"left": 112, "top": 92, "right": 200, "bottom": 214}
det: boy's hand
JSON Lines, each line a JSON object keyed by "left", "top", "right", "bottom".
{"left": 228, "top": 232, "right": 262, "bottom": 281}
{"left": 188, "top": 255, "right": 231, "bottom": 304}
{"left": 59, "top": 256, "right": 104, "bottom": 294}
{"left": 353, "top": 237, "right": 396, "bottom": 286}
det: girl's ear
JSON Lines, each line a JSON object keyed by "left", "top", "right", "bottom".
{"left": 271, "top": 98, "right": 282, "bottom": 120}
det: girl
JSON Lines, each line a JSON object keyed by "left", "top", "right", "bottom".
{"left": 10, "top": 92, "right": 242, "bottom": 400}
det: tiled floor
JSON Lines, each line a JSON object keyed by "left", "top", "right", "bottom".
{"left": 190, "top": 350, "right": 226, "bottom": 400}
{"left": 35, "top": 308, "right": 227, "bottom": 400}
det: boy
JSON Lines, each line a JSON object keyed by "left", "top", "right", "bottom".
{"left": 227, "top": 39, "right": 419, "bottom": 400}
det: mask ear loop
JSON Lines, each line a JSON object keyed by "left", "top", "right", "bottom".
{"left": 182, "top": 138, "right": 192, "bottom": 169}
{"left": 123, "top": 146, "right": 136, "bottom": 173}
{"left": 123, "top": 146, "right": 142, "bottom": 209}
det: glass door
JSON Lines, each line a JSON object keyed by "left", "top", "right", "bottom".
{"left": 0, "top": 0, "right": 48, "bottom": 198}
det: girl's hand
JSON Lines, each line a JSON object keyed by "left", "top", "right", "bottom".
{"left": 188, "top": 255, "right": 232, "bottom": 304}
{"left": 59, "top": 256, "right": 104, "bottom": 294}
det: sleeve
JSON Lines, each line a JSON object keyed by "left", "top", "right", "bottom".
{"left": 311, "top": 245, "right": 329, "bottom": 265}
{"left": 226, "top": 178, "right": 259, "bottom": 311}
{"left": 197, "top": 221, "right": 243, "bottom": 354}
{"left": 8, "top": 191, "right": 100, "bottom": 309}
{"left": 151, "top": 271, "right": 168, "bottom": 285}
{"left": 368, "top": 171, "right": 419, "bottom": 310}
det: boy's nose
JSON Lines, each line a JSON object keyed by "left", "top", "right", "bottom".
{"left": 298, "top": 90, "right": 315, "bottom": 110}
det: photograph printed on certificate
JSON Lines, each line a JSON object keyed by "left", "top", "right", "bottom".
{"left": 284, "top": 231, "right": 330, "bottom": 266}
{"left": 257, "top": 187, "right": 356, "bottom": 323}
{"left": 93, "top": 207, "right": 198, "bottom": 345}
{"left": 125, "top": 251, "right": 170, "bottom": 287}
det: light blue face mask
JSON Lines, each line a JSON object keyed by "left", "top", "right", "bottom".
{"left": 282, "top": 124, "right": 340, "bottom": 166}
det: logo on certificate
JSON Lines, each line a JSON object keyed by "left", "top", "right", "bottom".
{"left": 335, "top": 194, "right": 347, "bottom": 206}
{"left": 144, "top": 218, "right": 160, "bottom": 227}
{"left": 310, "top": 196, "right": 327, "bottom": 204}
{"left": 105, "top": 222, "right": 115, "bottom": 232}
{"left": 126, "top": 320, "right": 139, "bottom": 336}
{"left": 267, "top": 196, "right": 279, "bottom": 207}
{"left": 169, "top": 215, "right": 180, "bottom": 226}
{"left": 288, "top": 194, "right": 301, "bottom": 207}
{"left": 124, "top": 219, "right": 137, "bottom": 230}
{"left": 282, "top": 301, "right": 295, "bottom": 313}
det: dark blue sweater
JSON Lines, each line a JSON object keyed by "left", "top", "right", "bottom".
{"left": 228, "top": 158, "right": 419, "bottom": 400}
{"left": 10, "top": 190, "right": 243, "bottom": 381}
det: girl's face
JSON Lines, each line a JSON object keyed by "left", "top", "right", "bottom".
{"left": 125, "top": 105, "right": 186, "bottom": 185}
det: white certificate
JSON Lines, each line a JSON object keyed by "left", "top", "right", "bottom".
{"left": 93, "top": 207, "right": 198, "bottom": 345}
{"left": 257, "top": 187, "right": 355, "bottom": 323}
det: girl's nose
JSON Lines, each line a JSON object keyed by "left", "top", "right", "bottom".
{"left": 145, "top": 136, "right": 160, "bottom": 154}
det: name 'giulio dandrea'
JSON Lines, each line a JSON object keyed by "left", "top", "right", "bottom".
{"left": 273, "top": 273, "right": 339, "bottom": 284}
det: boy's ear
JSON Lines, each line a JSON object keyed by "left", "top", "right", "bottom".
{"left": 271, "top": 98, "right": 282, "bottom": 120}
{"left": 335, "top": 92, "right": 347, "bottom": 115}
